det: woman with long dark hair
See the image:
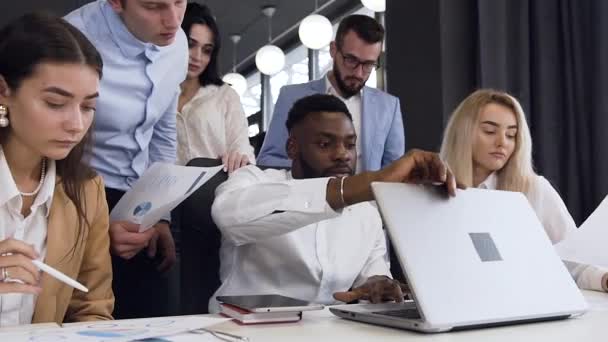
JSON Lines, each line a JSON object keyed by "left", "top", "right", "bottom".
{"left": 0, "top": 13, "right": 113, "bottom": 325}
{"left": 177, "top": 2, "right": 254, "bottom": 172}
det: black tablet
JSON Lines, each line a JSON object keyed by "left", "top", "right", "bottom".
{"left": 216, "top": 294, "right": 325, "bottom": 313}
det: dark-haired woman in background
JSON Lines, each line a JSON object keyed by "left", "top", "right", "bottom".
{"left": 177, "top": 2, "right": 254, "bottom": 173}
{"left": 0, "top": 13, "right": 113, "bottom": 326}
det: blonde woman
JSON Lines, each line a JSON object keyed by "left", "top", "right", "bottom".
{"left": 440, "top": 89, "right": 608, "bottom": 292}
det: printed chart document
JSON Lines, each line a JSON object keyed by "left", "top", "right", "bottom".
{"left": 0, "top": 316, "right": 230, "bottom": 342}
{"left": 110, "top": 163, "right": 223, "bottom": 232}
{"left": 556, "top": 195, "right": 608, "bottom": 267}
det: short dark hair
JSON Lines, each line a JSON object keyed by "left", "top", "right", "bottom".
{"left": 286, "top": 94, "right": 352, "bottom": 132}
{"left": 335, "top": 14, "right": 384, "bottom": 49}
{"left": 182, "top": 2, "right": 223, "bottom": 86}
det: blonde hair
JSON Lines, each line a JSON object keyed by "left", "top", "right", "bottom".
{"left": 439, "top": 89, "right": 536, "bottom": 193}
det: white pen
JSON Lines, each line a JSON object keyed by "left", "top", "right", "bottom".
{"left": 32, "top": 260, "right": 89, "bottom": 293}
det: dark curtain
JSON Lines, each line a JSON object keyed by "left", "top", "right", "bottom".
{"left": 388, "top": 0, "right": 608, "bottom": 224}
{"left": 470, "top": 0, "right": 608, "bottom": 225}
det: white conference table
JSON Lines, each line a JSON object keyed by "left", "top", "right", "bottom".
{"left": 5, "top": 290, "right": 608, "bottom": 341}
{"left": 205, "top": 290, "right": 608, "bottom": 341}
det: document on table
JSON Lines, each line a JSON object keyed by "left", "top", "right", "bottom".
{"left": 555, "top": 195, "right": 608, "bottom": 267}
{"left": 110, "top": 163, "right": 223, "bottom": 232}
{"left": 0, "top": 322, "right": 59, "bottom": 333}
{"left": 0, "top": 316, "right": 230, "bottom": 342}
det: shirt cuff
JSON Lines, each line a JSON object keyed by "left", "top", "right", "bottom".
{"left": 277, "top": 177, "right": 337, "bottom": 216}
{"left": 577, "top": 265, "right": 608, "bottom": 292}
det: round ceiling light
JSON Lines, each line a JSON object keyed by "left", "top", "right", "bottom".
{"left": 298, "top": 14, "right": 333, "bottom": 50}
{"left": 361, "top": 0, "right": 385, "bottom": 12}
{"left": 222, "top": 72, "right": 248, "bottom": 96}
{"left": 255, "top": 44, "right": 286, "bottom": 75}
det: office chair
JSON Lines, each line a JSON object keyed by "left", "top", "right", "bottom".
{"left": 176, "top": 157, "right": 227, "bottom": 314}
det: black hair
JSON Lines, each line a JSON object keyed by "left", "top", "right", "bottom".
{"left": 0, "top": 12, "right": 103, "bottom": 89}
{"left": 286, "top": 94, "right": 352, "bottom": 132}
{"left": 182, "top": 2, "right": 223, "bottom": 86}
{"left": 335, "top": 14, "right": 384, "bottom": 49}
{"left": 0, "top": 12, "right": 103, "bottom": 258}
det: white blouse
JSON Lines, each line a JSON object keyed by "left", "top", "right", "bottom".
{"left": 176, "top": 84, "right": 255, "bottom": 166}
{"left": 0, "top": 147, "right": 56, "bottom": 327}
{"left": 479, "top": 173, "right": 608, "bottom": 291}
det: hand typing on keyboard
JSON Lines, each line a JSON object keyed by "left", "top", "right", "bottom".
{"left": 333, "top": 275, "right": 409, "bottom": 304}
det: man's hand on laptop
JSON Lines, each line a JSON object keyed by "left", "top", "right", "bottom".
{"left": 327, "top": 149, "right": 460, "bottom": 210}
{"left": 333, "top": 275, "right": 409, "bottom": 304}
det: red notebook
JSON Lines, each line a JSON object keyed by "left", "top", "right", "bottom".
{"left": 220, "top": 303, "right": 303, "bottom": 324}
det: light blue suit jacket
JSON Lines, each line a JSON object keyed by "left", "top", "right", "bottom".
{"left": 257, "top": 79, "right": 405, "bottom": 171}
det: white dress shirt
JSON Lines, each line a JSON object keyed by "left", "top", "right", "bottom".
{"left": 0, "top": 147, "right": 56, "bottom": 327}
{"left": 479, "top": 173, "right": 608, "bottom": 291}
{"left": 210, "top": 166, "right": 391, "bottom": 312}
{"left": 325, "top": 74, "right": 363, "bottom": 173}
{"left": 176, "top": 84, "right": 255, "bottom": 166}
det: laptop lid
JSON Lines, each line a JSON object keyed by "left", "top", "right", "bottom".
{"left": 371, "top": 182, "right": 587, "bottom": 330}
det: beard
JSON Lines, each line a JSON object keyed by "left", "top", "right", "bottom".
{"left": 333, "top": 62, "right": 365, "bottom": 99}
{"left": 298, "top": 154, "right": 355, "bottom": 179}
{"left": 299, "top": 155, "right": 324, "bottom": 178}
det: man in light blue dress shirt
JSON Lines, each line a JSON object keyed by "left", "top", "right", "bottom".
{"left": 65, "top": 0, "right": 188, "bottom": 318}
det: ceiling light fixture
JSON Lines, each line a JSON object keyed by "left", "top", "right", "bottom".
{"left": 255, "top": 5, "right": 286, "bottom": 75}
{"left": 222, "top": 34, "right": 247, "bottom": 96}
{"left": 298, "top": 0, "right": 333, "bottom": 50}
{"left": 361, "top": 0, "right": 385, "bottom": 12}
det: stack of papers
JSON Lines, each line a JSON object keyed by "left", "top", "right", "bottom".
{"left": 556, "top": 196, "right": 608, "bottom": 267}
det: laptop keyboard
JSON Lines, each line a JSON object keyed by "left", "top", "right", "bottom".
{"left": 373, "top": 308, "right": 421, "bottom": 319}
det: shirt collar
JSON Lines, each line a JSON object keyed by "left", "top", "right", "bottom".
{"left": 102, "top": 0, "right": 158, "bottom": 59}
{"left": 0, "top": 147, "right": 19, "bottom": 208}
{"left": 478, "top": 172, "right": 498, "bottom": 190}
{"left": 0, "top": 146, "right": 57, "bottom": 217}
{"left": 324, "top": 72, "right": 362, "bottom": 101}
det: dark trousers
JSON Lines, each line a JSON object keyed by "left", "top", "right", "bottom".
{"left": 105, "top": 187, "right": 169, "bottom": 319}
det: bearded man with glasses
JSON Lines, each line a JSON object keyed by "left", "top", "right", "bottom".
{"left": 258, "top": 14, "right": 405, "bottom": 173}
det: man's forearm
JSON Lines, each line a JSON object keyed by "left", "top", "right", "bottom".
{"left": 326, "top": 171, "right": 379, "bottom": 210}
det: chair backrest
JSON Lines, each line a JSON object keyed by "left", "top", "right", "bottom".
{"left": 177, "top": 158, "right": 293, "bottom": 314}
{"left": 177, "top": 158, "right": 227, "bottom": 314}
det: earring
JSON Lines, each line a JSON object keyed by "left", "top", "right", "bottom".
{"left": 0, "top": 105, "right": 8, "bottom": 127}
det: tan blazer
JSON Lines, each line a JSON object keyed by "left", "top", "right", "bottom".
{"left": 32, "top": 175, "right": 114, "bottom": 324}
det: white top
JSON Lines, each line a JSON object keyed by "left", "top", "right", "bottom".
{"left": 325, "top": 74, "right": 363, "bottom": 173}
{"left": 176, "top": 84, "right": 255, "bottom": 165}
{"left": 479, "top": 173, "right": 608, "bottom": 291}
{"left": 0, "top": 147, "right": 56, "bottom": 327}
{"left": 210, "top": 166, "right": 391, "bottom": 312}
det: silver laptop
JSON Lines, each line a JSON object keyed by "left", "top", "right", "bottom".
{"left": 330, "top": 182, "right": 587, "bottom": 332}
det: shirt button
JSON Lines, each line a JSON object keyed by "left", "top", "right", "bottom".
{"left": 304, "top": 201, "right": 310, "bottom": 209}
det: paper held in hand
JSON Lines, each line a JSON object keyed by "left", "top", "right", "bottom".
{"left": 555, "top": 195, "right": 608, "bottom": 267}
{"left": 109, "top": 162, "right": 223, "bottom": 232}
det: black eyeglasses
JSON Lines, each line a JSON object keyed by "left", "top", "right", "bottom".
{"left": 337, "top": 50, "right": 379, "bottom": 73}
